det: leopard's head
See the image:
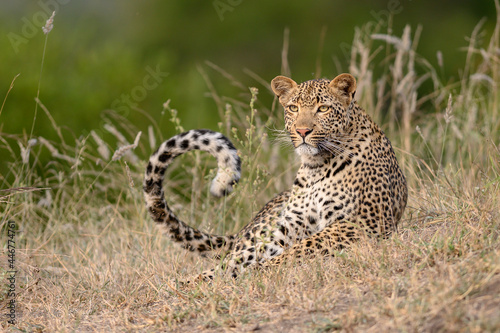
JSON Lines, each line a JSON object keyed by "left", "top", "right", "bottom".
{"left": 271, "top": 73, "right": 356, "bottom": 156}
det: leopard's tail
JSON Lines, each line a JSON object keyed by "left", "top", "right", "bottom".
{"left": 143, "top": 129, "right": 241, "bottom": 254}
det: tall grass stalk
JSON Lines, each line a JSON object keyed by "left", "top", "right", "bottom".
{"left": 30, "top": 12, "right": 55, "bottom": 146}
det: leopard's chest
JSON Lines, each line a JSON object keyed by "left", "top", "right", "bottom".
{"left": 281, "top": 162, "right": 358, "bottom": 238}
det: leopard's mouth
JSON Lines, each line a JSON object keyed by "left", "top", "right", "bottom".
{"left": 295, "top": 143, "right": 320, "bottom": 156}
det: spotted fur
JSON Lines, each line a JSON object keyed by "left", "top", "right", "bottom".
{"left": 143, "top": 73, "right": 408, "bottom": 282}
{"left": 143, "top": 129, "right": 241, "bottom": 253}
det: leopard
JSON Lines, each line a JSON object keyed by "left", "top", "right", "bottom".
{"left": 143, "top": 73, "right": 408, "bottom": 283}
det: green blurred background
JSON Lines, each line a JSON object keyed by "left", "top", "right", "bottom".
{"left": 0, "top": 0, "right": 496, "bottom": 142}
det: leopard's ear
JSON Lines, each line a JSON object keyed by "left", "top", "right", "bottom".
{"left": 271, "top": 76, "right": 298, "bottom": 100}
{"left": 329, "top": 73, "right": 356, "bottom": 105}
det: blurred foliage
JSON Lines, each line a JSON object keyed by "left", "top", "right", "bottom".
{"left": 0, "top": 0, "right": 497, "bottom": 146}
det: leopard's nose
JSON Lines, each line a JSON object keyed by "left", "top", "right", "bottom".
{"left": 296, "top": 128, "right": 313, "bottom": 138}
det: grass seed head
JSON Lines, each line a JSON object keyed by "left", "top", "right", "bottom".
{"left": 42, "top": 11, "right": 55, "bottom": 35}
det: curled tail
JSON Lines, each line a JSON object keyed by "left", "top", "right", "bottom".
{"left": 143, "top": 129, "right": 241, "bottom": 254}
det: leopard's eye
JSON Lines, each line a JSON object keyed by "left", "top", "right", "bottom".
{"left": 288, "top": 105, "right": 298, "bottom": 112}
{"left": 318, "top": 105, "right": 329, "bottom": 112}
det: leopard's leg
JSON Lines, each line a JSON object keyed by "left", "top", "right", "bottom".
{"left": 175, "top": 223, "right": 355, "bottom": 284}
{"left": 172, "top": 268, "right": 217, "bottom": 287}
{"left": 171, "top": 192, "right": 293, "bottom": 286}
{"left": 258, "top": 222, "right": 360, "bottom": 268}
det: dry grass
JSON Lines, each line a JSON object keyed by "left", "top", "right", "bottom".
{"left": 1, "top": 4, "right": 500, "bottom": 332}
